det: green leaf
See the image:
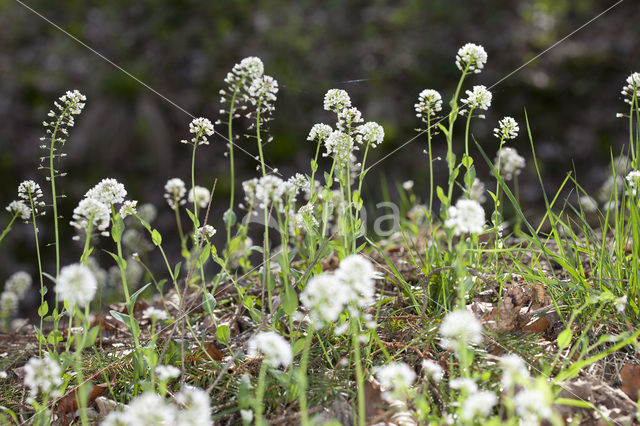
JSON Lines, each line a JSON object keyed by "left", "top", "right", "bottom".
{"left": 85, "top": 325, "right": 100, "bottom": 348}
{"left": 282, "top": 288, "right": 299, "bottom": 315}
{"left": 37, "top": 300, "right": 48, "bottom": 317}
{"left": 436, "top": 186, "right": 448, "bottom": 205}
{"left": 173, "top": 262, "right": 182, "bottom": 280}
{"left": 130, "top": 283, "right": 152, "bottom": 303}
{"left": 216, "top": 324, "right": 230, "bottom": 346}
{"left": 111, "top": 214, "right": 125, "bottom": 243}
{"left": 203, "top": 292, "right": 217, "bottom": 315}
{"left": 223, "top": 209, "right": 237, "bottom": 227}
{"left": 437, "top": 123, "right": 449, "bottom": 137}
{"left": 195, "top": 243, "right": 211, "bottom": 268}
{"left": 557, "top": 328, "right": 573, "bottom": 349}
{"left": 151, "top": 229, "right": 162, "bottom": 246}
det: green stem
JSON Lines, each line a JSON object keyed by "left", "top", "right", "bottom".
{"left": 0, "top": 213, "right": 18, "bottom": 244}
{"left": 298, "top": 331, "right": 313, "bottom": 426}
{"left": 227, "top": 87, "right": 240, "bottom": 246}
{"left": 350, "top": 319, "right": 365, "bottom": 426}
{"left": 28, "top": 197, "right": 45, "bottom": 355}
{"left": 426, "top": 115, "right": 434, "bottom": 214}
{"left": 255, "top": 362, "right": 268, "bottom": 426}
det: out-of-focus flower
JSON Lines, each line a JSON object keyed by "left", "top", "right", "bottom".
{"left": 5, "top": 271, "right": 32, "bottom": 299}
{"left": 23, "top": 355, "right": 63, "bottom": 399}
{"left": 421, "top": 359, "right": 444, "bottom": 382}
{"left": 460, "top": 391, "right": 497, "bottom": 421}
{"left": 445, "top": 199, "right": 485, "bottom": 235}
{"left": 439, "top": 310, "right": 483, "bottom": 349}
{"left": 469, "top": 178, "right": 486, "bottom": 204}
{"left": 164, "top": 178, "right": 187, "bottom": 210}
{"left": 497, "top": 147, "right": 526, "bottom": 181}
{"left": 70, "top": 198, "right": 111, "bottom": 237}
{"left": 155, "top": 365, "right": 180, "bottom": 381}
{"left": 55, "top": 264, "right": 97, "bottom": 307}
{"left": 188, "top": 186, "right": 211, "bottom": 209}
{"left": 247, "top": 331, "right": 292, "bottom": 368}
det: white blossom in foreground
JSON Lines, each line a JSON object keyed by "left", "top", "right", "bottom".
{"left": 460, "top": 391, "right": 498, "bottom": 421}
{"left": 5, "top": 271, "right": 32, "bottom": 299}
{"left": 323, "top": 89, "right": 351, "bottom": 113}
{"left": 621, "top": 72, "right": 640, "bottom": 105}
{"left": 616, "top": 295, "right": 628, "bottom": 314}
{"left": 439, "top": 310, "right": 483, "bottom": 349}
{"left": 493, "top": 116, "right": 519, "bottom": 140}
{"left": 188, "top": 186, "right": 211, "bottom": 209}
{"left": 357, "top": 122, "right": 385, "bottom": 147}
{"left": 445, "top": 199, "right": 485, "bottom": 235}
{"left": 307, "top": 123, "right": 333, "bottom": 142}
{"left": 55, "top": 264, "right": 97, "bottom": 307}
{"left": 247, "top": 331, "right": 292, "bottom": 368}
{"left": 469, "top": 178, "right": 486, "bottom": 204}
{"left": 175, "top": 386, "right": 212, "bottom": 426}
{"left": 374, "top": 362, "right": 416, "bottom": 393}
{"left": 402, "top": 180, "right": 414, "bottom": 191}
{"left": 499, "top": 354, "right": 530, "bottom": 389}
{"left": 224, "top": 57, "right": 264, "bottom": 89}
{"left": 456, "top": 43, "right": 488, "bottom": 73}
{"left": 6, "top": 200, "right": 30, "bottom": 220}
{"left": 181, "top": 117, "right": 214, "bottom": 146}
{"left": 497, "top": 147, "right": 526, "bottom": 181}
{"left": 17, "top": 180, "right": 45, "bottom": 215}
{"left": 155, "top": 365, "right": 180, "bottom": 381}
{"left": 514, "top": 388, "right": 552, "bottom": 423}
{"left": 70, "top": 197, "right": 111, "bottom": 237}
{"left": 119, "top": 200, "right": 138, "bottom": 219}
{"left": 415, "top": 89, "right": 443, "bottom": 121}
{"left": 23, "top": 355, "right": 63, "bottom": 399}
{"left": 460, "top": 85, "right": 492, "bottom": 112}
{"left": 335, "top": 254, "right": 378, "bottom": 308}
{"left": 123, "top": 392, "right": 177, "bottom": 425}
{"left": 421, "top": 359, "right": 444, "bottom": 382}
{"left": 300, "top": 273, "right": 350, "bottom": 328}
{"left": 450, "top": 378, "right": 478, "bottom": 394}
{"left": 85, "top": 178, "right": 127, "bottom": 207}
{"left": 164, "top": 178, "right": 187, "bottom": 210}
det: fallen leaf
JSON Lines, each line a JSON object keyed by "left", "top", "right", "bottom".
{"left": 522, "top": 316, "right": 550, "bottom": 334}
{"left": 620, "top": 364, "right": 640, "bottom": 400}
{"left": 55, "top": 383, "right": 107, "bottom": 420}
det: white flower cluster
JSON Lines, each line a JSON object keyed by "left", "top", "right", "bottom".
{"left": 155, "top": 365, "right": 180, "bottom": 381}
{"left": 445, "top": 199, "right": 485, "bottom": 236}
{"left": 439, "top": 309, "right": 483, "bottom": 349}
{"left": 621, "top": 72, "right": 640, "bottom": 105}
{"left": 0, "top": 291, "right": 19, "bottom": 321}
{"left": 421, "top": 359, "right": 444, "bottom": 382}
{"left": 374, "top": 362, "right": 416, "bottom": 401}
{"left": 323, "top": 88, "right": 352, "bottom": 113}
{"left": 626, "top": 170, "right": 640, "bottom": 196}
{"left": 493, "top": 116, "right": 519, "bottom": 140}
{"left": 300, "top": 255, "right": 379, "bottom": 328}
{"left": 164, "top": 178, "right": 187, "bottom": 210}
{"left": 247, "top": 331, "right": 293, "bottom": 368}
{"left": 142, "top": 306, "right": 169, "bottom": 322}
{"left": 295, "top": 203, "right": 319, "bottom": 230}
{"left": 18, "top": 180, "right": 45, "bottom": 214}
{"left": 323, "top": 130, "right": 354, "bottom": 166}
{"left": 497, "top": 147, "right": 526, "bottom": 181}
{"left": 414, "top": 89, "right": 443, "bottom": 121}
{"left": 460, "top": 85, "right": 492, "bottom": 112}
{"left": 499, "top": 354, "right": 530, "bottom": 389}
{"left": 188, "top": 186, "right": 211, "bottom": 209}
{"left": 41, "top": 90, "right": 86, "bottom": 140}
{"left": 55, "top": 263, "right": 97, "bottom": 308}
{"left": 307, "top": 123, "right": 333, "bottom": 142}
{"left": 336, "top": 106, "right": 363, "bottom": 132}
{"left": 460, "top": 390, "right": 498, "bottom": 421}
{"left": 5, "top": 271, "right": 32, "bottom": 299}
{"left": 6, "top": 200, "right": 30, "bottom": 220}
{"left": 194, "top": 225, "right": 216, "bottom": 244}
{"left": 101, "top": 387, "right": 212, "bottom": 426}
{"left": 181, "top": 117, "right": 214, "bottom": 146}
{"left": 119, "top": 200, "right": 138, "bottom": 219}
{"left": 223, "top": 57, "right": 264, "bottom": 91}
{"left": 243, "top": 175, "right": 297, "bottom": 212}
{"left": 456, "top": 43, "right": 488, "bottom": 73}
{"left": 85, "top": 178, "right": 127, "bottom": 207}
{"left": 23, "top": 355, "right": 63, "bottom": 400}
{"left": 248, "top": 75, "right": 279, "bottom": 114}
{"left": 357, "top": 122, "right": 385, "bottom": 147}
{"left": 469, "top": 178, "right": 486, "bottom": 204}
{"left": 70, "top": 198, "right": 111, "bottom": 237}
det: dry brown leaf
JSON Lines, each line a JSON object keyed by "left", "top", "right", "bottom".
{"left": 55, "top": 383, "right": 107, "bottom": 420}
{"left": 522, "top": 316, "right": 550, "bottom": 334}
{"left": 620, "top": 364, "right": 640, "bottom": 400}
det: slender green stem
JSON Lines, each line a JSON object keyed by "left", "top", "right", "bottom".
{"left": 255, "top": 362, "right": 268, "bottom": 426}
{"left": 173, "top": 201, "right": 187, "bottom": 254}
{"left": 297, "top": 331, "right": 313, "bottom": 426}
{"left": 28, "top": 196, "right": 45, "bottom": 355}
{"left": 191, "top": 138, "right": 200, "bottom": 228}
{"left": 464, "top": 107, "right": 475, "bottom": 163}
{"left": 0, "top": 213, "right": 18, "bottom": 244}
{"left": 426, "top": 115, "right": 434, "bottom": 214}
{"left": 350, "top": 319, "right": 365, "bottom": 426}
{"left": 227, "top": 87, "right": 240, "bottom": 246}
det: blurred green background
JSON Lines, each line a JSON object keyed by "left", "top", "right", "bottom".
{"left": 1, "top": 0, "right": 638, "bottom": 279}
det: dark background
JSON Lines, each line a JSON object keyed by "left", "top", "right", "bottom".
{"left": 1, "top": 0, "right": 638, "bottom": 279}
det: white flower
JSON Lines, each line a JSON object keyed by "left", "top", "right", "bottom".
{"left": 415, "top": 89, "right": 443, "bottom": 120}
{"left": 456, "top": 43, "right": 488, "bottom": 73}
{"left": 336, "top": 107, "right": 363, "bottom": 132}
{"left": 85, "top": 178, "right": 127, "bottom": 207}
{"left": 0, "top": 291, "right": 18, "bottom": 317}
{"left": 497, "top": 147, "right": 526, "bottom": 181}
{"left": 460, "top": 391, "right": 497, "bottom": 421}
{"left": 143, "top": 307, "right": 169, "bottom": 322}
{"left": 295, "top": 204, "right": 319, "bottom": 230}
{"left": 248, "top": 75, "right": 278, "bottom": 112}
{"left": 6, "top": 200, "right": 30, "bottom": 220}
{"left": 240, "top": 409, "right": 254, "bottom": 423}
{"left": 100, "top": 410, "right": 129, "bottom": 426}
{"left": 138, "top": 203, "right": 157, "bottom": 223}
{"left": 155, "top": 365, "right": 180, "bottom": 381}
{"left": 188, "top": 186, "right": 210, "bottom": 209}
{"left": 402, "top": 180, "right": 414, "bottom": 191}
{"left": 164, "top": 178, "right": 187, "bottom": 210}
{"left": 445, "top": 199, "right": 485, "bottom": 236}
{"left": 421, "top": 359, "right": 444, "bottom": 382}
{"left": 125, "top": 392, "right": 177, "bottom": 426}
{"left": 70, "top": 197, "right": 111, "bottom": 237}
{"left": 460, "top": 85, "right": 492, "bottom": 111}
{"left": 247, "top": 331, "right": 292, "bottom": 368}
{"left": 621, "top": 72, "right": 640, "bottom": 105}
{"left": 493, "top": 116, "right": 519, "bottom": 140}
{"left": 374, "top": 362, "right": 416, "bottom": 391}
{"left": 469, "top": 178, "right": 486, "bottom": 204}
{"left": 224, "top": 57, "right": 264, "bottom": 89}
{"left": 194, "top": 225, "right": 216, "bottom": 244}
{"left": 307, "top": 124, "right": 333, "bottom": 142}
{"left": 5, "top": 271, "right": 32, "bottom": 299}
{"left": 0, "top": 371, "right": 6, "bottom": 379}
{"left": 323, "top": 131, "right": 354, "bottom": 166}
{"left": 439, "top": 310, "right": 483, "bottom": 349}
{"left": 244, "top": 175, "right": 294, "bottom": 212}
{"left": 357, "top": 122, "right": 385, "bottom": 147}
{"left": 499, "top": 354, "right": 530, "bottom": 389}
{"left": 626, "top": 170, "right": 640, "bottom": 196}
{"left": 514, "top": 388, "right": 551, "bottom": 421}
{"left": 300, "top": 273, "right": 349, "bottom": 327}
{"left": 181, "top": 117, "right": 214, "bottom": 146}
{"left": 335, "top": 254, "right": 378, "bottom": 308}
{"left": 323, "top": 89, "right": 351, "bottom": 112}
{"left": 175, "top": 386, "right": 212, "bottom": 426}
{"left": 450, "top": 378, "right": 478, "bottom": 394}
{"left": 57, "top": 90, "right": 87, "bottom": 115}
{"left": 55, "top": 264, "right": 97, "bottom": 307}
{"left": 119, "top": 200, "right": 138, "bottom": 219}
{"left": 616, "top": 295, "right": 627, "bottom": 314}
{"left": 17, "top": 180, "right": 45, "bottom": 213}
{"left": 580, "top": 195, "right": 598, "bottom": 213}
{"left": 23, "top": 355, "right": 63, "bottom": 398}
{"left": 41, "top": 90, "right": 86, "bottom": 151}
